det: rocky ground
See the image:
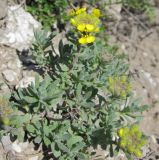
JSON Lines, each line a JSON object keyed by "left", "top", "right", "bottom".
{"left": 0, "top": 0, "right": 159, "bottom": 160}
{"left": 106, "top": 2, "right": 159, "bottom": 159}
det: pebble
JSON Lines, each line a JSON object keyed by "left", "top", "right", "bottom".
{"left": 7, "top": 60, "right": 22, "bottom": 70}
{"left": 1, "top": 135, "right": 12, "bottom": 152}
{"left": 2, "top": 69, "right": 18, "bottom": 82}
{"left": 0, "top": 0, "right": 7, "bottom": 19}
{"left": 12, "top": 141, "right": 22, "bottom": 153}
{"left": 28, "top": 156, "right": 39, "bottom": 160}
{"left": 16, "top": 76, "right": 35, "bottom": 89}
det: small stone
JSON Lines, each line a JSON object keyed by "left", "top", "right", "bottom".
{"left": 105, "top": 4, "right": 122, "bottom": 21}
{"left": 121, "top": 44, "right": 126, "bottom": 50}
{"left": 28, "top": 156, "right": 39, "bottom": 160}
{"left": 17, "top": 141, "right": 29, "bottom": 152}
{"left": 2, "top": 69, "right": 18, "bottom": 82}
{"left": 11, "top": 141, "right": 22, "bottom": 153}
{"left": 151, "top": 135, "right": 157, "bottom": 144}
{"left": 7, "top": 59, "right": 22, "bottom": 70}
{"left": 143, "top": 52, "right": 148, "bottom": 57}
{"left": 16, "top": 59, "right": 22, "bottom": 68}
{"left": 1, "top": 64, "right": 7, "bottom": 70}
{"left": 0, "top": 83, "right": 10, "bottom": 93}
{"left": 1, "top": 135, "right": 12, "bottom": 152}
{"left": 16, "top": 77, "right": 35, "bottom": 89}
{"left": 0, "top": 0, "right": 7, "bottom": 19}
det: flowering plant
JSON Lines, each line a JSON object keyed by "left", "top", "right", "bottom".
{"left": 0, "top": 6, "right": 149, "bottom": 160}
{"left": 70, "top": 8, "right": 101, "bottom": 44}
{"left": 118, "top": 125, "right": 147, "bottom": 158}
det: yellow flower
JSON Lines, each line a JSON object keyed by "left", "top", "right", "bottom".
{"left": 77, "top": 24, "right": 95, "bottom": 32}
{"left": 70, "top": 18, "right": 76, "bottom": 26}
{"left": 1, "top": 117, "right": 10, "bottom": 125}
{"left": 71, "top": 12, "right": 100, "bottom": 31}
{"left": 78, "top": 35, "right": 95, "bottom": 44}
{"left": 86, "top": 35, "right": 95, "bottom": 43}
{"left": 92, "top": 8, "right": 101, "bottom": 17}
{"left": 134, "top": 150, "right": 142, "bottom": 158}
{"left": 79, "top": 37, "right": 87, "bottom": 44}
{"left": 68, "top": 7, "right": 86, "bottom": 16}
{"left": 118, "top": 128, "right": 124, "bottom": 137}
{"left": 77, "top": 24, "right": 86, "bottom": 32}
{"left": 85, "top": 24, "right": 95, "bottom": 32}
{"left": 121, "top": 76, "right": 126, "bottom": 84}
{"left": 75, "top": 7, "right": 86, "bottom": 15}
{"left": 120, "top": 141, "right": 126, "bottom": 148}
{"left": 69, "top": 8, "right": 101, "bottom": 44}
{"left": 108, "top": 75, "right": 131, "bottom": 98}
{"left": 118, "top": 125, "right": 147, "bottom": 158}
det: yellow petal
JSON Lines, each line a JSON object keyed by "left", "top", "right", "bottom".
{"left": 86, "top": 24, "right": 94, "bottom": 32}
{"left": 76, "top": 7, "right": 86, "bottom": 15}
{"left": 108, "top": 77, "right": 114, "bottom": 84}
{"left": 77, "top": 24, "right": 86, "bottom": 32}
{"left": 128, "top": 146, "right": 135, "bottom": 153}
{"left": 118, "top": 128, "right": 124, "bottom": 137}
{"left": 2, "top": 117, "right": 10, "bottom": 125}
{"left": 120, "top": 140, "right": 126, "bottom": 148}
{"left": 134, "top": 150, "right": 142, "bottom": 158}
{"left": 121, "top": 75, "right": 127, "bottom": 83}
{"left": 86, "top": 35, "right": 95, "bottom": 43}
{"left": 92, "top": 8, "right": 101, "bottom": 17}
{"left": 79, "top": 37, "right": 87, "bottom": 44}
{"left": 70, "top": 18, "right": 76, "bottom": 26}
{"left": 121, "top": 91, "right": 126, "bottom": 98}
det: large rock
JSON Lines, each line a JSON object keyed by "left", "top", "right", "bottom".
{"left": 0, "top": 0, "right": 7, "bottom": 19}
{"left": 0, "top": 5, "right": 41, "bottom": 51}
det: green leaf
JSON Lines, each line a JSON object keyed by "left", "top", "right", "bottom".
{"left": 26, "top": 124, "right": 36, "bottom": 133}
{"left": 11, "top": 128, "right": 25, "bottom": 142}
{"left": 43, "top": 136, "right": 51, "bottom": 146}
{"left": 35, "top": 74, "right": 40, "bottom": 88}
{"left": 81, "top": 101, "right": 95, "bottom": 108}
{"left": 17, "top": 130, "right": 25, "bottom": 142}
{"left": 71, "top": 142, "right": 86, "bottom": 152}
{"left": 43, "top": 125, "right": 51, "bottom": 136}
{"left": 24, "top": 96, "right": 38, "bottom": 103}
{"left": 67, "top": 136, "right": 83, "bottom": 148}
{"left": 34, "top": 136, "right": 42, "bottom": 144}
{"left": 76, "top": 83, "right": 82, "bottom": 99}
{"left": 51, "top": 143, "right": 61, "bottom": 158}
{"left": 77, "top": 152, "right": 88, "bottom": 160}
{"left": 59, "top": 40, "right": 64, "bottom": 55}
{"left": 57, "top": 141, "right": 70, "bottom": 153}
{"left": 59, "top": 64, "right": 69, "bottom": 72}
{"left": 84, "top": 91, "right": 92, "bottom": 100}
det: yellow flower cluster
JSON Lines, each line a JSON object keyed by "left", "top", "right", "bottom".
{"left": 68, "top": 7, "right": 86, "bottom": 16}
{"left": 108, "top": 75, "right": 131, "bottom": 98}
{"left": 0, "top": 96, "right": 13, "bottom": 125}
{"left": 69, "top": 8, "right": 101, "bottom": 44}
{"left": 118, "top": 125, "right": 147, "bottom": 158}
